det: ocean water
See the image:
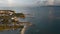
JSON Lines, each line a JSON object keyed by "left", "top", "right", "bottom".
{"left": 25, "top": 6, "right": 60, "bottom": 34}
{"left": 0, "top": 6, "right": 60, "bottom": 34}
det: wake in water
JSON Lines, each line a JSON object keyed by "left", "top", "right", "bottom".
{"left": 20, "top": 23, "right": 32, "bottom": 34}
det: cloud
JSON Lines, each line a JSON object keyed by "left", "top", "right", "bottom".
{"left": 0, "top": 0, "right": 56, "bottom": 7}
{"left": 54, "top": 0, "right": 60, "bottom": 5}
{"left": 0, "top": 0, "right": 42, "bottom": 7}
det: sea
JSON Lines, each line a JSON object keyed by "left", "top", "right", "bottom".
{"left": 0, "top": 6, "right": 60, "bottom": 34}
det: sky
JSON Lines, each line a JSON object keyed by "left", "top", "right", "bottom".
{"left": 0, "top": 0, "right": 55, "bottom": 7}
{"left": 0, "top": 0, "right": 40, "bottom": 7}
{"left": 0, "top": 0, "right": 60, "bottom": 7}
